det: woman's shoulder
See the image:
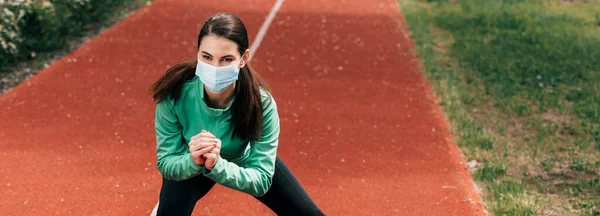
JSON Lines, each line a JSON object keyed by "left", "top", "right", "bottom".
{"left": 182, "top": 76, "right": 199, "bottom": 89}
{"left": 259, "top": 87, "right": 277, "bottom": 110}
{"left": 180, "top": 76, "right": 201, "bottom": 98}
{"left": 259, "top": 86, "right": 274, "bottom": 100}
{"left": 158, "top": 77, "right": 199, "bottom": 109}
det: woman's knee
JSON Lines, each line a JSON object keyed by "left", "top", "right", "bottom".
{"left": 263, "top": 157, "right": 324, "bottom": 215}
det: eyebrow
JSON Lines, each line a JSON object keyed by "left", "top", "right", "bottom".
{"left": 201, "top": 51, "right": 235, "bottom": 59}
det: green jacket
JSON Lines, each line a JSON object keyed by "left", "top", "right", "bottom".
{"left": 154, "top": 76, "right": 280, "bottom": 197}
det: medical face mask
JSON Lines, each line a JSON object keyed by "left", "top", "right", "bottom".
{"left": 195, "top": 59, "right": 241, "bottom": 93}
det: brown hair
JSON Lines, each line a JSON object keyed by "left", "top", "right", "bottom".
{"left": 150, "top": 13, "right": 270, "bottom": 142}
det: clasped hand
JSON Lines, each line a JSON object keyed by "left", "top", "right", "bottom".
{"left": 188, "top": 130, "right": 221, "bottom": 170}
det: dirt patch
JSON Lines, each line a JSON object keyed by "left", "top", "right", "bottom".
{"left": 526, "top": 161, "right": 551, "bottom": 180}
{"left": 431, "top": 26, "right": 455, "bottom": 66}
{"left": 540, "top": 109, "right": 585, "bottom": 139}
{"left": 537, "top": 193, "right": 572, "bottom": 216}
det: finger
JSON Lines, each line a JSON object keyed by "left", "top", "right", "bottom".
{"left": 190, "top": 145, "right": 206, "bottom": 152}
{"left": 203, "top": 153, "right": 215, "bottom": 162}
{"left": 188, "top": 139, "right": 198, "bottom": 148}
{"left": 191, "top": 150, "right": 202, "bottom": 158}
{"left": 201, "top": 137, "right": 219, "bottom": 147}
{"left": 200, "top": 132, "right": 216, "bottom": 139}
{"left": 199, "top": 137, "right": 218, "bottom": 143}
{"left": 205, "top": 153, "right": 218, "bottom": 164}
{"left": 193, "top": 142, "right": 216, "bottom": 152}
{"left": 208, "top": 143, "right": 219, "bottom": 152}
{"left": 215, "top": 139, "right": 221, "bottom": 149}
{"left": 192, "top": 151, "right": 207, "bottom": 164}
{"left": 192, "top": 130, "right": 212, "bottom": 140}
{"left": 191, "top": 133, "right": 203, "bottom": 141}
{"left": 205, "top": 139, "right": 220, "bottom": 152}
{"left": 198, "top": 140, "right": 218, "bottom": 149}
{"left": 190, "top": 137, "right": 215, "bottom": 147}
{"left": 205, "top": 146, "right": 220, "bottom": 155}
{"left": 188, "top": 138, "right": 204, "bottom": 148}
{"left": 196, "top": 146, "right": 214, "bottom": 155}
{"left": 191, "top": 138, "right": 216, "bottom": 150}
{"left": 189, "top": 143, "right": 197, "bottom": 152}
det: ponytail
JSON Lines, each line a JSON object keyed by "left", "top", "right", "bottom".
{"left": 150, "top": 60, "right": 196, "bottom": 105}
{"left": 230, "top": 63, "right": 270, "bottom": 141}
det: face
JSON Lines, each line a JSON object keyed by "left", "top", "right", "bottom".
{"left": 197, "top": 34, "right": 250, "bottom": 68}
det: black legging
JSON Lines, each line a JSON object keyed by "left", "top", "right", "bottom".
{"left": 157, "top": 156, "right": 325, "bottom": 216}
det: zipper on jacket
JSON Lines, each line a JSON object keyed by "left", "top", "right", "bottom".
{"left": 214, "top": 115, "right": 219, "bottom": 136}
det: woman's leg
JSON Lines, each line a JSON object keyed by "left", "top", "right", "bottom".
{"left": 255, "top": 156, "right": 325, "bottom": 215}
{"left": 156, "top": 174, "right": 216, "bottom": 216}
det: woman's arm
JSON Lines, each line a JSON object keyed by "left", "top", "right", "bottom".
{"left": 202, "top": 94, "right": 280, "bottom": 197}
{"left": 155, "top": 99, "right": 204, "bottom": 181}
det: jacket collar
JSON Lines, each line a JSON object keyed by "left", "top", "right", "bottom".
{"left": 195, "top": 77, "right": 235, "bottom": 116}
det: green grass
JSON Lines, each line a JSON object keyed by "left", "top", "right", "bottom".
{"left": 476, "top": 163, "right": 507, "bottom": 182}
{"left": 397, "top": 0, "right": 600, "bottom": 215}
{"left": 489, "top": 180, "right": 536, "bottom": 216}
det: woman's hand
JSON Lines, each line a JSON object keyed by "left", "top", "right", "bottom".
{"left": 202, "top": 132, "right": 221, "bottom": 170}
{"left": 188, "top": 130, "right": 218, "bottom": 166}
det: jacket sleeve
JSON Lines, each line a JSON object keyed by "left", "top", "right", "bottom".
{"left": 155, "top": 98, "right": 204, "bottom": 181}
{"left": 202, "top": 95, "right": 280, "bottom": 197}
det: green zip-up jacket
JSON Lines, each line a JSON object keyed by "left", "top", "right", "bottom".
{"left": 154, "top": 76, "right": 279, "bottom": 197}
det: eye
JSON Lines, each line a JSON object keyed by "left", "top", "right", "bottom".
{"left": 220, "top": 57, "right": 234, "bottom": 62}
{"left": 203, "top": 55, "right": 212, "bottom": 60}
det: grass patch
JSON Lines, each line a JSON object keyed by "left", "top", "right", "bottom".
{"left": 489, "top": 180, "right": 536, "bottom": 216}
{"left": 476, "top": 163, "right": 507, "bottom": 182}
{"left": 397, "top": 0, "right": 600, "bottom": 214}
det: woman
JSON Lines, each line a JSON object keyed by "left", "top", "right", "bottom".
{"left": 150, "top": 13, "right": 324, "bottom": 215}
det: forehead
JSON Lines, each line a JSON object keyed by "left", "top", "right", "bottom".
{"left": 198, "top": 35, "right": 240, "bottom": 57}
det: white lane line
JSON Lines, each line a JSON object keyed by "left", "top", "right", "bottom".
{"left": 248, "top": 0, "right": 285, "bottom": 62}
{"left": 150, "top": 1, "right": 284, "bottom": 215}
{"left": 150, "top": 202, "right": 158, "bottom": 216}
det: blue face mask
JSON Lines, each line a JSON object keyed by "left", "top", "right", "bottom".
{"left": 195, "top": 59, "right": 241, "bottom": 93}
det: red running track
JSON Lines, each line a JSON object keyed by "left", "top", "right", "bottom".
{"left": 0, "top": 0, "right": 486, "bottom": 215}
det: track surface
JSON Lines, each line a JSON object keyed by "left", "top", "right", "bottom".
{"left": 0, "top": 0, "right": 486, "bottom": 215}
